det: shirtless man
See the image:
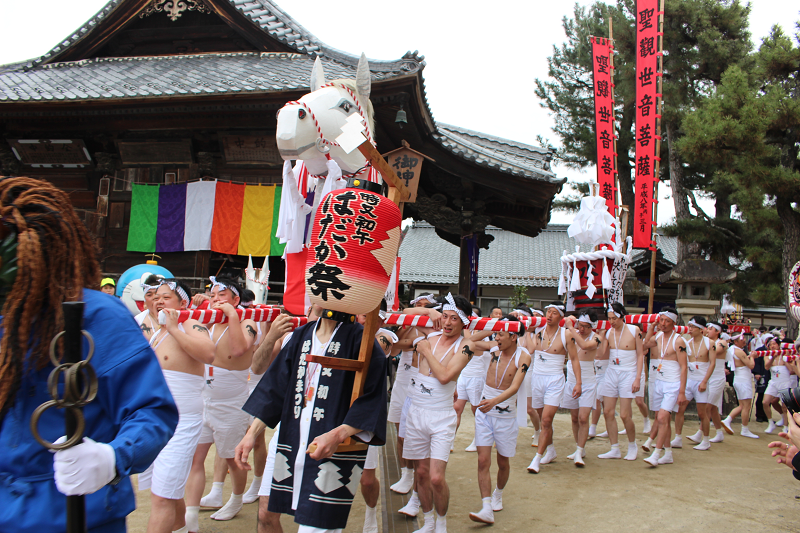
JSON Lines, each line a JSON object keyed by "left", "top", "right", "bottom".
{"left": 706, "top": 321, "right": 732, "bottom": 441}
{"left": 563, "top": 311, "right": 603, "bottom": 466}
{"left": 764, "top": 335, "right": 792, "bottom": 434}
{"left": 526, "top": 302, "right": 581, "bottom": 473}
{"left": 136, "top": 274, "right": 165, "bottom": 341}
{"left": 722, "top": 332, "right": 759, "bottom": 438}
{"left": 388, "top": 297, "right": 433, "bottom": 493}
{"left": 455, "top": 304, "right": 492, "bottom": 452}
{"left": 404, "top": 294, "right": 491, "bottom": 533}
{"left": 139, "top": 279, "right": 215, "bottom": 533}
{"left": 588, "top": 322, "right": 610, "bottom": 439}
{"left": 672, "top": 316, "right": 714, "bottom": 451}
{"left": 597, "top": 303, "right": 644, "bottom": 461}
{"left": 518, "top": 308, "right": 543, "bottom": 447}
{"left": 641, "top": 308, "right": 687, "bottom": 467}
{"left": 468, "top": 316, "right": 531, "bottom": 525}
{"left": 185, "top": 276, "right": 258, "bottom": 529}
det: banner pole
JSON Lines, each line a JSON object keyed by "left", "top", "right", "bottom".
{"left": 647, "top": 0, "right": 665, "bottom": 314}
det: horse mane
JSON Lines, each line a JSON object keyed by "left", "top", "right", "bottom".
{"left": 330, "top": 78, "right": 375, "bottom": 140}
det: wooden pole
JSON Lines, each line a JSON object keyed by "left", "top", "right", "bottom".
{"left": 609, "top": 18, "right": 620, "bottom": 221}
{"left": 647, "top": 0, "right": 665, "bottom": 314}
{"left": 312, "top": 140, "right": 408, "bottom": 452}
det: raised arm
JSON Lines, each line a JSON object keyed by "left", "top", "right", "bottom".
{"left": 417, "top": 338, "right": 471, "bottom": 385}
{"left": 166, "top": 315, "right": 215, "bottom": 364}
{"left": 735, "top": 347, "right": 755, "bottom": 370}
{"left": 251, "top": 314, "right": 293, "bottom": 374}
{"left": 642, "top": 322, "right": 658, "bottom": 350}
{"left": 477, "top": 351, "right": 532, "bottom": 412}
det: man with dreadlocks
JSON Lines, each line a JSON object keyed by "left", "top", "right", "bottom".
{"left": 0, "top": 177, "right": 179, "bottom": 533}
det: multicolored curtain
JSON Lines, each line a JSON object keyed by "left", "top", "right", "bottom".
{"left": 126, "top": 181, "right": 285, "bottom": 257}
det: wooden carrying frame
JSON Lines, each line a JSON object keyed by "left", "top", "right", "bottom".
{"left": 306, "top": 140, "right": 410, "bottom": 452}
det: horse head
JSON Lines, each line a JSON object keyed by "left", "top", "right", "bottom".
{"left": 276, "top": 54, "right": 374, "bottom": 177}
{"left": 245, "top": 255, "right": 269, "bottom": 305}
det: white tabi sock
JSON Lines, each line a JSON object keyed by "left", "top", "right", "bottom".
{"left": 200, "top": 481, "right": 224, "bottom": 507}
{"left": 185, "top": 506, "right": 199, "bottom": 533}
{"left": 172, "top": 526, "right": 189, "bottom": 533}
{"left": 243, "top": 475, "right": 262, "bottom": 504}
{"left": 482, "top": 496, "right": 492, "bottom": 510}
{"left": 435, "top": 512, "right": 447, "bottom": 532}
{"left": 211, "top": 492, "right": 243, "bottom": 521}
{"left": 417, "top": 510, "right": 435, "bottom": 533}
{"left": 363, "top": 504, "right": 379, "bottom": 532}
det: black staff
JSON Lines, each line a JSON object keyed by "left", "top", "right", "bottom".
{"left": 31, "top": 301, "right": 97, "bottom": 533}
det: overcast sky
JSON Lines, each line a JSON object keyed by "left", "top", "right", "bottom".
{"left": 2, "top": 0, "right": 798, "bottom": 225}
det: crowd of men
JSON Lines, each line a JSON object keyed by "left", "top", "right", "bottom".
{"left": 123, "top": 274, "right": 796, "bottom": 533}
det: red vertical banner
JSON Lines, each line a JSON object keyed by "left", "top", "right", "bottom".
{"left": 633, "top": 0, "right": 660, "bottom": 249}
{"left": 591, "top": 37, "right": 616, "bottom": 215}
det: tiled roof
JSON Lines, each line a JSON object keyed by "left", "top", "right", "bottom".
{"left": 399, "top": 222, "right": 678, "bottom": 287}
{"left": 21, "top": 0, "right": 422, "bottom": 71}
{"left": 0, "top": 52, "right": 414, "bottom": 102}
{"left": 434, "top": 124, "right": 560, "bottom": 184}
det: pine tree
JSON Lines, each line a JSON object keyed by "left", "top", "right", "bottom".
{"left": 677, "top": 27, "right": 800, "bottom": 333}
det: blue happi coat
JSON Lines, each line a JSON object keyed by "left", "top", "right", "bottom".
{"left": 0, "top": 290, "right": 179, "bottom": 533}
{"left": 243, "top": 320, "right": 387, "bottom": 530}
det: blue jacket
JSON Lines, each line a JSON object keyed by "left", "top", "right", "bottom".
{"left": 0, "top": 289, "right": 179, "bottom": 532}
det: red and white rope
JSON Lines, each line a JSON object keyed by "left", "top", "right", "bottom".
{"left": 158, "top": 308, "right": 307, "bottom": 329}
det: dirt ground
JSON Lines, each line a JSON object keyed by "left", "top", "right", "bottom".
{"left": 128, "top": 412, "right": 799, "bottom": 533}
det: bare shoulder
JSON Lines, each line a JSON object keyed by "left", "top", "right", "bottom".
{"left": 185, "top": 318, "right": 210, "bottom": 335}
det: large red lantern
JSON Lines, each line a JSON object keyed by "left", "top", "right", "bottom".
{"left": 306, "top": 179, "right": 402, "bottom": 315}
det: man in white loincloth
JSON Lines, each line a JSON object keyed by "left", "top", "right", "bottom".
{"left": 184, "top": 276, "right": 259, "bottom": 529}
{"left": 671, "top": 316, "right": 714, "bottom": 451}
{"left": 468, "top": 316, "right": 531, "bottom": 525}
{"left": 562, "top": 311, "right": 601, "bottom": 466}
{"left": 706, "top": 321, "right": 732, "bottom": 441}
{"left": 641, "top": 308, "right": 687, "bottom": 467}
{"left": 138, "top": 279, "right": 215, "bottom": 533}
{"left": 136, "top": 274, "right": 166, "bottom": 342}
{"left": 518, "top": 308, "right": 544, "bottom": 447}
{"left": 403, "top": 294, "right": 491, "bottom": 533}
{"left": 597, "top": 303, "right": 643, "bottom": 461}
{"left": 526, "top": 303, "right": 581, "bottom": 474}
{"left": 722, "top": 332, "right": 759, "bottom": 439}
{"left": 387, "top": 297, "right": 433, "bottom": 493}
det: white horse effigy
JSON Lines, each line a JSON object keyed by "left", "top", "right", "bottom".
{"left": 244, "top": 254, "right": 269, "bottom": 305}
{"left": 274, "top": 53, "right": 381, "bottom": 255}
{"left": 276, "top": 54, "right": 376, "bottom": 177}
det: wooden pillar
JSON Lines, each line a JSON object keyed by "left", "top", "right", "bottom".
{"left": 458, "top": 232, "right": 471, "bottom": 300}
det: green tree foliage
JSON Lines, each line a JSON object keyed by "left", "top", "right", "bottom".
{"left": 510, "top": 285, "right": 529, "bottom": 309}
{"left": 677, "top": 27, "right": 800, "bottom": 331}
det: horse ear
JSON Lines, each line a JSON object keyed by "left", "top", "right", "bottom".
{"left": 356, "top": 52, "right": 371, "bottom": 102}
{"left": 310, "top": 57, "right": 326, "bottom": 91}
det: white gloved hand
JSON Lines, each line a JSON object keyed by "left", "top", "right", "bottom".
{"left": 53, "top": 437, "right": 117, "bottom": 496}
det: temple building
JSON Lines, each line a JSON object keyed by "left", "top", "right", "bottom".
{"left": 0, "top": 0, "right": 563, "bottom": 298}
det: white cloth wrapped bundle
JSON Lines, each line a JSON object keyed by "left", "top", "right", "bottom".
{"left": 567, "top": 196, "right": 616, "bottom": 247}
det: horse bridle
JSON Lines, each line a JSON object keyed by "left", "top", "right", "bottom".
{"left": 282, "top": 83, "right": 374, "bottom": 154}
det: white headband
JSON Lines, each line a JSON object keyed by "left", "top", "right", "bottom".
{"left": 531, "top": 309, "right": 543, "bottom": 316}
{"left": 732, "top": 332, "right": 745, "bottom": 341}
{"left": 209, "top": 276, "right": 239, "bottom": 297}
{"left": 659, "top": 311, "right": 678, "bottom": 322}
{"left": 141, "top": 275, "right": 165, "bottom": 294}
{"left": 687, "top": 319, "right": 704, "bottom": 329}
{"left": 578, "top": 314, "right": 596, "bottom": 328}
{"left": 411, "top": 294, "right": 437, "bottom": 306}
{"left": 162, "top": 280, "right": 190, "bottom": 306}
{"left": 707, "top": 323, "right": 722, "bottom": 332}
{"left": 545, "top": 304, "right": 565, "bottom": 316}
{"left": 514, "top": 308, "right": 532, "bottom": 317}
{"left": 442, "top": 293, "right": 470, "bottom": 325}
{"left": 721, "top": 332, "right": 731, "bottom": 341}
